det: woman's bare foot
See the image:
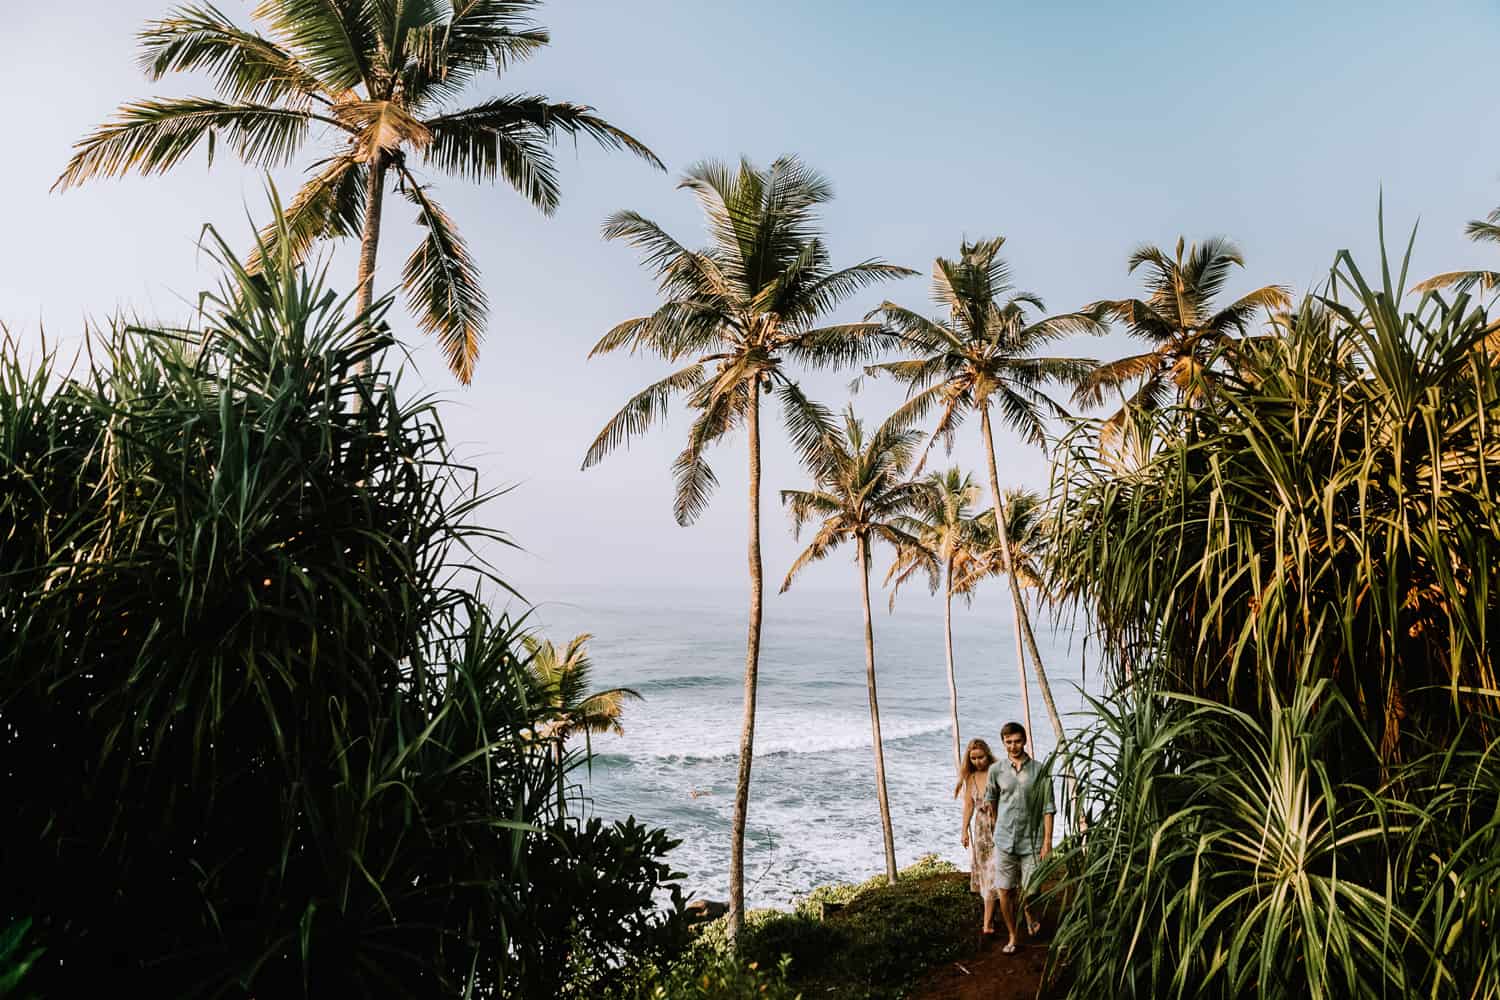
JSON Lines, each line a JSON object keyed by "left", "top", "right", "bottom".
{"left": 1001, "top": 940, "right": 1018, "bottom": 954}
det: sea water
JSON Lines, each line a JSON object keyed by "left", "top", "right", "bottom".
{"left": 527, "top": 583, "right": 1091, "bottom": 910}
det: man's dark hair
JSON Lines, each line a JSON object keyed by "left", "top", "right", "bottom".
{"left": 1000, "top": 721, "right": 1026, "bottom": 741}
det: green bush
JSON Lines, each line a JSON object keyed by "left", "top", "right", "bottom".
{"left": 0, "top": 209, "right": 682, "bottom": 998}
{"left": 517, "top": 817, "right": 690, "bottom": 997}
{"left": 0, "top": 920, "right": 42, "bottom": 1000}
{"left": 1041, "top": 228, "right": 1500, "bottom": 1000}
{"left": 613, "top": 951, "right": 801, "bottom": 1000}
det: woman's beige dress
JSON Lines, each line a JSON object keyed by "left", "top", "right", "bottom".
{"left": 965, "top": 771, "right": 999, "bottom": 899}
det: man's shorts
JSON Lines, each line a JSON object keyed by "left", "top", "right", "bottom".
{"left": 994, "top": 849, "right": 1037, "bottom": 890}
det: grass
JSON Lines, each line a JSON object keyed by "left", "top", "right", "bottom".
{"left": 676, "top": 856, "right": 981, "bottom": 999}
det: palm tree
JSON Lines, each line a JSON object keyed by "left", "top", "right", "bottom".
{"left": 582, "top": 155, "right": 913, "bottom": 938}
{"left": 521, "top": 633, "right": 640, "bottom": 817}
{"left": 54, "top": 0, "right": 661, "bottom": 384}
{"left": 885, "top": 467, "right": 987, "bottom": 774}
{"left": 1073, "top": 238, "right": 1290, "bottom": 432}
{"left": 1412, "top": 206, "right": 1500, "bottom": 296}
{"left": 780, "top": 406, "right": 927, "bottom": 885}
{"left": 868, "top": 237, "right": 1098, "bottom": 752}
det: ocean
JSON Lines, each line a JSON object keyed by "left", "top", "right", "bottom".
{"left": 527, "top": 583, "right": 1092, "bottom": 911}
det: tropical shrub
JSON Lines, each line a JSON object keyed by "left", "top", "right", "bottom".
{"left": 1041, "top": 226, "right": 1500, "bottom": 999}
{"left": 0, "top": 211, "right": 680, "bottom": 998}
{"left": 1049, "top": 232, "right": 1500, "bottom": 766}
{"left": 515, "top": 816, "right": 690, "bottom": 998}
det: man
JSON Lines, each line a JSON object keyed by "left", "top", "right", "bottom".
{"left": 984, "top": 721, "right": 1054, "bottom": 954}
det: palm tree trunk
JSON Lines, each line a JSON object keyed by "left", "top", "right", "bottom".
{"left": 857, "top": 534, "right": 899, "bottom": 884}
{"left": 978, "top": 404, "right": 1034, "bottom": 742}
{"left": 943, "top": 556, "right": 961, "bottom": 775}
{"left": 351, "top": 158, "right": 388, "bottom": 398}
{"left": 728, "top": 386, "right": 764, "bottom": 944}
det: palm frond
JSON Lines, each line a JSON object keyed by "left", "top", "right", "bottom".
{"left": 55, "top": 98, "right": 327, "bottom": 190}
{"left": 250, "top": 0, "right": 378, "bottom": 93}
{"left": 423, "top": 97, "right": 661, "bottom": 213}
{"left": 140, "top": 3, "right": 331, "bottom": 105}
{"left": 581, "top": 363, "right": 704, "bottom": 469}
{"left": 247, "top": 154, "right": 365, "bottom": 272}
{"left": 400, "top": 180, "right": 488, "bottom": 383}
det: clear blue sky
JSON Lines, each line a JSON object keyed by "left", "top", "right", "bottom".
{"left": 4, "top": 0, "right": 1499, "bottom": 603}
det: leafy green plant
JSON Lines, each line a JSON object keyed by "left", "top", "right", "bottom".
{"left": 515, "top": 817, "right": 690, "bottom": 998}
{"left": 1040, "top": 219, "right": 1500, "bottom": 1000}
{"left": 0, "top": 202, "right": 679, "bottom": 998}
{"left": 0, "top": 920, "right": 42, "bottom": 1000}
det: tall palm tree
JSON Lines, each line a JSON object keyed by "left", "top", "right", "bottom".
{"left": 521, "top": 633, "right": 640, "bottom": 817}
{"left": 885, "top": 467, "right": 987, "bottom": 774}
{"left": 1073, "top": 237, "right": 1290, "bottom": 431}
{"left": 780, "top": 406, "right": 927, "bottom": 885}
{"left": 582, "top": 155, "right": 913, "bottom": 939}
{"left": 54, "top": 0, "right": 661, "bottom": 384}
{"left": 869, "top": 236, "right": 1098, "bottom": 752}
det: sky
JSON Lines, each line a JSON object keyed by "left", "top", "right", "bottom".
{"left": 4, "top": 0, "right": 1500, "bottom": 607}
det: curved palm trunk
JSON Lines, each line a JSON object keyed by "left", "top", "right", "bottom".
{"left": 351, "top": 159, "right": 388, "bottom": 403}
{"left": 943, "top": 556, "right": 961, "bottom": 775}
{"left": 728, "top": 389, "right": 764, "bottom": 944}
{"left": 978, "top": 404, "right": 1034, "bottom": 742}
{"left": 857, "top": 534, "right": 899, "bottom": 884}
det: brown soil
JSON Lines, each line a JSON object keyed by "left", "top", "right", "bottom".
{"left": 907, "top": 929, "right": 1050, "bottom": 1000}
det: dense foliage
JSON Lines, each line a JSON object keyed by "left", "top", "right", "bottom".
{"left": 0, "top": 220, "right": 682, "bottom": 997}
{"left": 1039, "top": 231, "right": 1500, "bottom": 999}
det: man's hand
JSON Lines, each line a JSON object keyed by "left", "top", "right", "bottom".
{"left": 1038, "top": 843, "right": 1051, "bottom": 862}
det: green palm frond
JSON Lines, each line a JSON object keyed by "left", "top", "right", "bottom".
{"left": 247, "top": 153, "right": 365, "bottom": 272}
{"left": 581, "top": 363, "right": 705, "bottom": 469}
{"left": 63, "top": 0, "right": 662, "bottom": 386}
{"left": 400, "top": 181, "right": 487, "bottom": 384}
{"left": 424, "top": 97, "right": 661, "bottom": 212}
{"left": 250, "top": 0, "right": 377, "bottom": 92}
{"left": 54, "top": 98, "right": 332, "bottom": 191}
{"left": 140, "top": 3, "right": 332, "bottom": 105}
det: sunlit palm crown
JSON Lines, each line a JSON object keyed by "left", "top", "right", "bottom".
{"left": 956, "top": 488, "right": 1046, "bottom": 593}
{"left": 867, "top": 237, "right": 1101, "bottom": 452}
{"left": 583, "top": 155, "right": 915, "bottom": 523}
{"left": 54, "top": 0, "right": 661, "bottom": 383}
{"left": 780, "top": 407, "right": 929, "bottom": 591}
{"left": 884, "top": 467, "right": 984, "bottom": 601}
{"left": 1074, "top": 236, "right": 1290, "bottom": 414}
{"left": 521, "top": 633, "right": 640, "bottom": 739}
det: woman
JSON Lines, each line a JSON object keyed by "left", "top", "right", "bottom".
{"left": 956, "top": 738, "right": 1000, "bottom": 935}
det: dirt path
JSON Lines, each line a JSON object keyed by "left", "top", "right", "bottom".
{"left": 909, "top": 930, "right": 1049, "bottom": 1000}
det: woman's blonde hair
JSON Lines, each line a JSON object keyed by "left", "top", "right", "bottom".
{"left": 953, "top": 737, "right": 996, "bottom": 797}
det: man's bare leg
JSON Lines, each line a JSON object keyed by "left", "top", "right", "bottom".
{"left": 998, "top": 887, "right": 1020, "bottom": 950}
{"left": 982, "top": 891, "right": 996, "bottom": 933}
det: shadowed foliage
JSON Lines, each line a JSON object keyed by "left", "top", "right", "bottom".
{"left": 0, "top": 208, "right": 683, "bottom": 998}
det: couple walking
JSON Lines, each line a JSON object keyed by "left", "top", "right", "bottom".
{"left": 956, "top": 722, "right": 1055, "bottom": 954}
